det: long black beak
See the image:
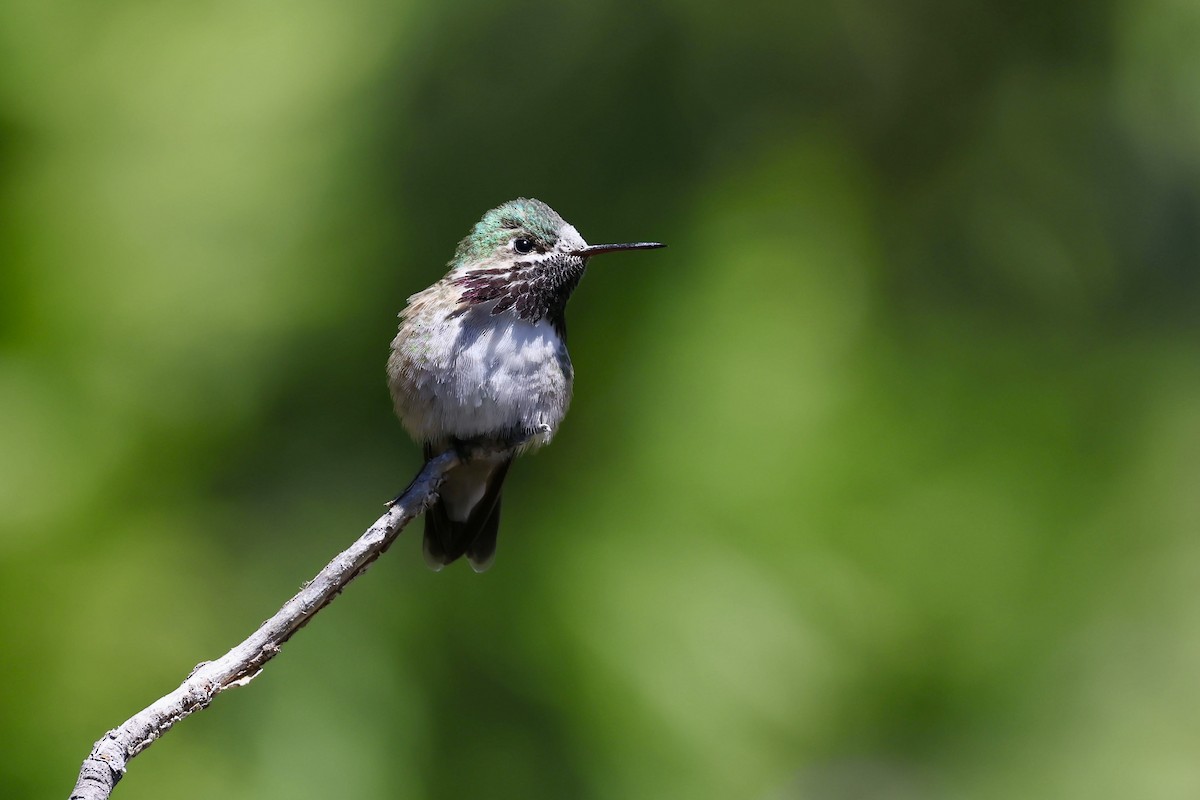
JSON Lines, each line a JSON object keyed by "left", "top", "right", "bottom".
{"left": 572, "top": 242, "right": 665, "bottom": 257}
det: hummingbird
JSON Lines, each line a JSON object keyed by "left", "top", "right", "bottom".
{"left": 387, "top": 198, "right": 664, "bottom": 572}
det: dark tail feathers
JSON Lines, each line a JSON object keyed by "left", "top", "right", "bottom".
{"left": 422, "top": 445, "right": 511, "bottom": 573}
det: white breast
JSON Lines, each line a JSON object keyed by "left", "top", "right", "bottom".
{"left": 390, "top": 307, "right": 573, "bottom": 447}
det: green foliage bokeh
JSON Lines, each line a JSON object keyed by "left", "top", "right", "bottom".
{"left": 1, "top": 1, "right": 1198, "bottom": 798}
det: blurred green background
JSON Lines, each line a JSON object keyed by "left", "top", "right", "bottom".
{"left": 2, "top": 0, "right": 1198, "bottom": 798}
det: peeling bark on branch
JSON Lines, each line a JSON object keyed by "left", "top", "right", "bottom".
{"left": 69, "top": 450, "right": 462, "bottom": 800}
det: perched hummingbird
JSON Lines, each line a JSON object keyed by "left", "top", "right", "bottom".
{"left": 387, "top": 198, "right": 664, "bottom": 572}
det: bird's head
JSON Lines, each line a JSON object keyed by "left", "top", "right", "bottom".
{"left": 447, "top": 198, "right": 663, "bottom": 327}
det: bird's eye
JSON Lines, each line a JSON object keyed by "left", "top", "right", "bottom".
{"left": 513, "top": 238, "right": 534, "bottom": 254}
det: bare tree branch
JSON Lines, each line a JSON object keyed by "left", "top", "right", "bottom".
{"left": 68, "top": 449, "right": 462, "bottom": 800}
